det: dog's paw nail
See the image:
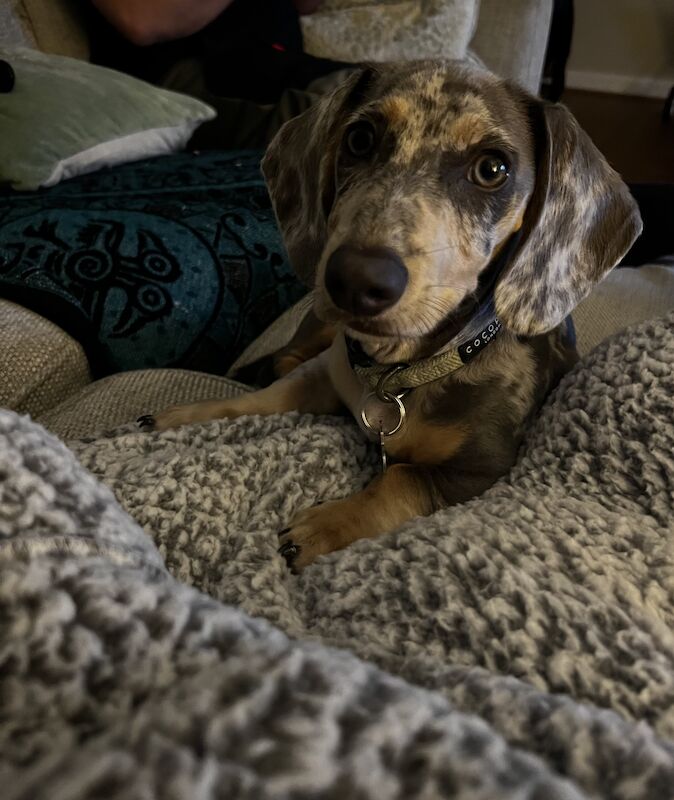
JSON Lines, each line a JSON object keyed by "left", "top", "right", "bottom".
{"left": 137, "top": 414, "right": 155, "bottom": 430}
{"left": 278, "top": 541, "right": 300, "bottom": 566}
{"left": 277, "top": 527, "right": 291, "bottom": 539}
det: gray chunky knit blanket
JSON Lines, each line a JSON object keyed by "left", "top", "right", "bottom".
{"left": 1, "top": 313, "right": 673, "bottom": 799}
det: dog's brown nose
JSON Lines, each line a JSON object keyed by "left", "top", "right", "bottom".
{"left": 324, "top": 245, "right": 408, "bottom": 316}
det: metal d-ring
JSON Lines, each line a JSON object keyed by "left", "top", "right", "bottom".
{"left": 360, "top": 392, "right": 406, "bottom": 437}
{"left": 375, "top": 364, "right": 408, "bottom": 403}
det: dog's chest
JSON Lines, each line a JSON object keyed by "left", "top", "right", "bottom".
{"left": 327, "top": 333, "right": 368, "bottom": 422}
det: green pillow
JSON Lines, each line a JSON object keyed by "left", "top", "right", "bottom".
{"left": 0, "top": 48, "right": 216, "bottom": 190}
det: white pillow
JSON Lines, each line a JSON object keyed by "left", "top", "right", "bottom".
{"left": 0, "top": 48, "right": 216, "bottom": 190}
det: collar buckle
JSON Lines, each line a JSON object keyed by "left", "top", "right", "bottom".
{"left": 375, "top": 364, "right": 409, "bottom": 402}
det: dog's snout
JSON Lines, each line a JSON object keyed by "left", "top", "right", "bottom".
{"left": 325, "top": 245, "right": 408, "bottom": 317}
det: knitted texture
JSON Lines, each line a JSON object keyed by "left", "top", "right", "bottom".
{"left": 1, "top": 313, "right": 673, "bottom": 798}
{"left": 301, "top": 0, "right": 478, "bottom": 64}
{"left": 1, "top": 416, "right": 585, "bottom": 800}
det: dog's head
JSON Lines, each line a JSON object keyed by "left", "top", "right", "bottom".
{"left": 262, "top": 61, "right": 642, "bottom": 362}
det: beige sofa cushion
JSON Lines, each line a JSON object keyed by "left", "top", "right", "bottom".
{"left": 37, "top": 369, "right": 247, "bottom": 441}
{"left": 573, "top": 264, "right": 674, "bottom": 357}
{"left": 0, "top": 299, "right": 91, "bottom": 417}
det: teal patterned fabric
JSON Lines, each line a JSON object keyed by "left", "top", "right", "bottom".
{"left": 0, "top": 151, "right": 307, "bottom": 377}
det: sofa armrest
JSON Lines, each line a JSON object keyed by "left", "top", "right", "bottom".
{"left": 0, "top": 299, "right": 91, "bottom": 417}
{"left": 20, "top": 0, "right": 90, "bottom": 59}
{"left": 471, "top": 0, "right": 553, "bottom": 94}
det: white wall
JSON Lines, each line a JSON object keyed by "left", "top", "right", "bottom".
{"left": 567, "top": 0, "right": 674, "bottom": 98}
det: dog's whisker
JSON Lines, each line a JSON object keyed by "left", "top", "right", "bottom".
{"left": 403, "top": 244, "right": 453, "bottom": 258}
{"left": 410, "top": 304, "right": 440, "bottom": 337}
{"left": 420, "top": 297, "right": 455, "bottom": 319}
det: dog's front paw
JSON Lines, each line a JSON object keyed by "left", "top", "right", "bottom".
{"left": 137, "top": 399, "right": 240, "bottom": 432}
{"left": 136, "top": 406, "right": 196, "bottom": 432}
{"left": 138, "top": 405, "right": 199, "bottom": 432}
{"left": 137, "top": 414, "right": 156, "bottom": 431}
{"left": 277, "top": 501, "right": 353, "bottom": 572}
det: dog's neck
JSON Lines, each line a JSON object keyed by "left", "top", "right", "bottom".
{"left": 345, "top": 306, "right": 504, "bottom": 395}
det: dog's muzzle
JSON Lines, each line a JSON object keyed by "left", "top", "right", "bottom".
{"left": 325, "top": 245, "right": 408, "bottom": 317}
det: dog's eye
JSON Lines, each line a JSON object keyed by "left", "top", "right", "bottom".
{"left": 345, "top": 122, "right": 376, "bottom": 158}
{"left": 469, "top": 153, "right": 510, "bottom": 189}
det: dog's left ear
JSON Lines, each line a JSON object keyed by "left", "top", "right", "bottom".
{"left": 262, "top": 69, "right": 375, "bottom": 284}
{"left": 494, "top": 100, "right": 642, "bottom": 336}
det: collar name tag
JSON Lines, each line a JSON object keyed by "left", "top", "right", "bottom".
{"left": 458, "top": 318, "right": 502, "bottom": 363}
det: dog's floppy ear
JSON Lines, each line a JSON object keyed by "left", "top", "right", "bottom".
{"left": 494, "top": 99, "right": 642, "bottom": 335}
{"left": 261, "top": 68, "right": 374, "bottom": 284}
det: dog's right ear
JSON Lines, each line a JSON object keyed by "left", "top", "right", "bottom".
{"left": 261, "top": 68, "right": 376, "bottom": 283}
{"left": 493, "top": 96, "right": 642, "bottom": 335}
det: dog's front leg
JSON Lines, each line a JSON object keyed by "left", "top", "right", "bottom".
{"left": 278, "top": 463, "right": 495, "bottom": 571}
{"left": 144, "top": 351, "right": 342, "bottom": 431}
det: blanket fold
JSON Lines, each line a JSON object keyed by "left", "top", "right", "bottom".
{"left": 1, "top": 312, "right": 673, "bottom": 798}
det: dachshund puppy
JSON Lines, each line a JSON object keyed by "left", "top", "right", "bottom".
{"left": 142, "top": 61, "right": 642, "bottom": 571}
